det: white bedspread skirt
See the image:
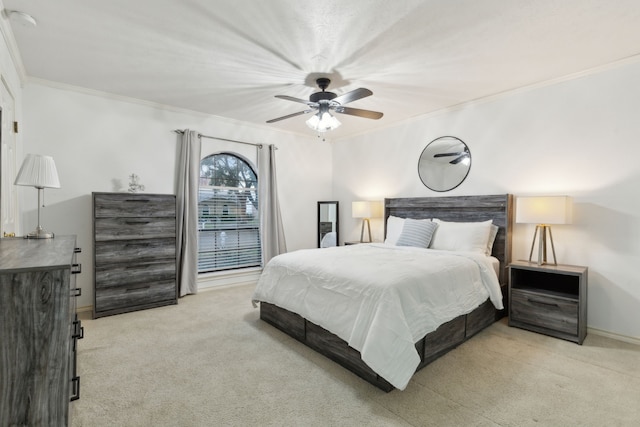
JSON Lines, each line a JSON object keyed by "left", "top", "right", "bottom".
{"left": 252, "top": 243, "right": 503, "bottom": 390}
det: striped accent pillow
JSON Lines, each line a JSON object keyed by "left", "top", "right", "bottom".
{"left": 396, "top": 219, "right": 438, "bottom": 248}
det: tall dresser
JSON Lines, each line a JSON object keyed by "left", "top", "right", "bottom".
{"left": 93, "top": 192, "right": 177, "bottom": 318}
{"left": 0, "top": 235, "right": 82, "bottom": 426}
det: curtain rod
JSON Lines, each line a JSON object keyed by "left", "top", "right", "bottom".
{"left": 173, "top": 129, "right": 273, "bottom": 149}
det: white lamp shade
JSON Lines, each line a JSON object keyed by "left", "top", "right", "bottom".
{"left": 14, "top": 154, "right": 61, "bottom": 189}
{"left": 352, "top": 201, "right": 383, "bottom": 219}
{"left": 516, "top": 196, "right": 572, "bottom": 225}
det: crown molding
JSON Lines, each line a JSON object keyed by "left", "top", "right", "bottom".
{"left": 26, "top": 76, "right": 319, "bottom": 142}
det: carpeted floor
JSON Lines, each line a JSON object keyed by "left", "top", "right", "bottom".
{"left": 72, "top": 284, "right": 640, "bottom": 426}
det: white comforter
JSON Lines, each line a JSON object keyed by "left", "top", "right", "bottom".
{"left": 252, "top": 243, "right": 503, "bottom": 390}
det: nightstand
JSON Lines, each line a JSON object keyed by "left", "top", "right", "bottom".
{"left": 508, "top": 261, "right": 587, "bottom": 344}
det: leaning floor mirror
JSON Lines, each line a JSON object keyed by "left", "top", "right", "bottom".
{"left": 318, "top": 201, "right": 339, "bottom": 248}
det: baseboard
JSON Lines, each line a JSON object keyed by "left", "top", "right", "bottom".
{"left": 198, "top": 267, "right": 261, "bottom": 291}
{"left": 77, "top": 305, "right": 93, "bottom": 314}
{"left": 588, "top": 327, "right": 640, "bottom": 346}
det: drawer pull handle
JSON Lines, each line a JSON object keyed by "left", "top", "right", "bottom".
{"left": 73, "top": 319, "right": 84, "bottom": 339}
{"left": 72, "top": 288, "right": 82, "bottom": 297}
{"left": 70, "top": 376, "right": 80, "bottom": 401}
{"left": 126, "top": 264, "right": 150, "bottom": 269}
{"left": 125, "top": 243, "right": 150, "bottom": 247}
{"left": 74, "top": 247, "right": 82, "bottom": 253}
{"left": 124, "top": 220, "right": 151, "bottom": 224}
{"left": 126, "top": 199, "right": 150, "bottom": 202}
{"left": 528, "top": 298, "right": 559, "bottom": 308}
{"left": 126, "top": 284, "right": 151, "bottom": 292}
{"left": 72, "top": 263, "right": 82, "bottom": 274}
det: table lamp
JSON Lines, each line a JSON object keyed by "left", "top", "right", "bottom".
{"left": 14, "top": 154, "right": 61, "bottom": 239}
{"left": 516, "top": 196, "right": 572, "bottom": 265}
{"left": 352, "top": 200, "right": 383, "bottom": 243}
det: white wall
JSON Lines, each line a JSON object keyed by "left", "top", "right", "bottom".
{"left": 14, "top": 47, "right": 640, "bottom": 340}
{"left": 21, "top": 82, "right": 333, "bottom": 308}
{"left": 333, "top": 59, "right": 640, "bottom": 342}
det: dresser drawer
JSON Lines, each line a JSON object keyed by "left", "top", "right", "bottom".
{"left": 94, "top": 193, "right": 175, "bottom": 218}
{"left": 95, "top": 238, "right": 175, "bottom": 265}
{"left": 95, "top": 217, "right": 175, "bottom": 241}
{"left": 95, "top": 259, "right": 175, "bottom": 289}
{"left": 95, "top": 280, "right": 176, "bottom": 313}
{"left": 510, "top": 289, "right": 578, "bottom": 335}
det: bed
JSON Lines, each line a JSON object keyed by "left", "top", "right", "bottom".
{"left": 252, "top": 194, "right": 513, "bottom": 391}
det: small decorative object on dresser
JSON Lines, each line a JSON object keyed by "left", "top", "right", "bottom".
{"left": 509, "top": 260, "right": 587, "bottom": 344}
{"left": 128, "top": 173, "right": 145, "bottom": 193}
{"left": 93, "top": 192, "right": 177, "bottom": 318}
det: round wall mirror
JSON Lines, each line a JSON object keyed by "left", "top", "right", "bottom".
{"left": 418, "top": 136, "right": 471, "bottom": 192}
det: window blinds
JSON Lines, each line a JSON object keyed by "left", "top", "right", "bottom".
{"left": 197, "top": 186, "right": 261, "bottom": 273}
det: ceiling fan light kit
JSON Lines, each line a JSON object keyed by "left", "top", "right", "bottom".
{"left": 306, "top": 112, "right": 341, "bottom": 132}
{"left": 268, "top": 77, "right": 383, "bottom": 133}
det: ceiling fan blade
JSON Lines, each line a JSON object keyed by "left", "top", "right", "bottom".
{"left": 434, "top": 152, "right": 463, "bottom": 157}
{"left": 334, "top": 106, "right": 383, "bottom": 120}
{"left": 275, "top": 95, "right": 317, "bottom": 107}
{"left": 332, "top": 88, "right": 373, "bottom": 105}
{"left": 450, "top": 156, "right": 466, "bottom": 165}
{"left": 266, "top": 109, "right": 314, "bottom": 123}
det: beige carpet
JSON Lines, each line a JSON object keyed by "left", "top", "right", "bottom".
{"left": 72, "top": 284, "right": 640, "bottom": 427}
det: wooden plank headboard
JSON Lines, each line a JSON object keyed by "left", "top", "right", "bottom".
{"left": 384, "top": 194, "right": 514, "bottom": 285}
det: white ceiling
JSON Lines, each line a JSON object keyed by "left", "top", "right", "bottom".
{"left": 4, "top": 0, "right": 640, "bottom": 140}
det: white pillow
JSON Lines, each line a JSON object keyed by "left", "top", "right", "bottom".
{"left": 430, "top": 219, "right": 493, "bottom": 254}
{"left": 486, "top": 224, "right": 499, "bottom": 256}
{"left": 396, "top": 219, "right": 438, "bottom": 248}
{"left": 384, "top": 215, "right": 405, "bottom": 245}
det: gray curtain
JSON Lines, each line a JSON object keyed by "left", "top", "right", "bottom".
{"left": 176, "top": 130, "right": 201, "bottom": 296}
{"left": 258, "top": 144, "right": 286, "bottom": 265}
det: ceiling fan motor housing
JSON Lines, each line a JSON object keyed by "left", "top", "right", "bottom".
{"left": 310, "top": 77, "right": 337, "bottom": 103}
{"left": 310, "top": 91, "right": 337, "bottom": 103}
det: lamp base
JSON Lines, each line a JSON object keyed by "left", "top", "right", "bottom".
{"left": 24, "top": 227, "right": 55, "bottom": 239}
{"left": 359, "top": 218, "right": 372, "bottom": 243}
{"left": 528, "top": 224, "right": 557, "bottom": 266}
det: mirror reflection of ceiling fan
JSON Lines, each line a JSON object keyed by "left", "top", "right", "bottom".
{"left": 266, "top": 77, "right": 383, "bottom": 132}
{"left": 433, "top": 146, "right": 470, "bottom": 164}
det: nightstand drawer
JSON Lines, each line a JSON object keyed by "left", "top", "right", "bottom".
{"left": 510, "top": 289, "right": 578, "bottom": 335}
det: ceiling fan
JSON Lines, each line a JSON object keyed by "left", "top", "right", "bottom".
{"left": 433, "top": 147, "right": 470, "bottom": 164}
{"left": 266, "top": 77, "right": 383, "bottom": 132}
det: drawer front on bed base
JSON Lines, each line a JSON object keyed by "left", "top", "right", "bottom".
{"left": 259, "top": 300, "right": 499, "bottom": 392}
{"left": 465, "top": 299, "right": 498, "bottom": 338}
{"left": 260, "top": 303, "right": 393, "bottom": 391}
{"left": 260, "top": 302, "right": 306, "bottom": 341}
{"left": 306, "top": 321, "right": 393, "bottom": 391}
{"left": 417, "top": 317, "right": 465, "bottom": 369}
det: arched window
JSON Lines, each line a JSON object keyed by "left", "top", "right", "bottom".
{"left": 198, "top": 153, "right": 260, "bottom": 273}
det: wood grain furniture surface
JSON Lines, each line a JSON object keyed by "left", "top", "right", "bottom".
{"left": 93, "top": 192, "right": 177, "bottom": 318}
{"left": 509, "top": 260, "right": 588, "bottom": 344}
{"left": 260, "top": 194, "right": 513, "bottom": 391}
{"left": 0, "top": 235, "right": 82, "bottom": 426}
